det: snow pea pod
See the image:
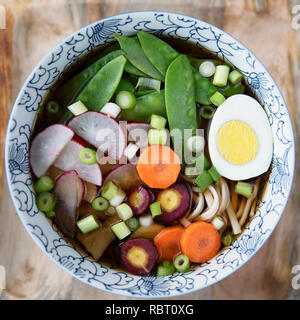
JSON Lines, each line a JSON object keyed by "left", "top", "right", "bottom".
{"left": 124, "top": 60, "right": 148, "bottom": 77}
{"left": 120, "top": 90, "right": 166, "bottom": 123}
{"left": 113, "top": 33, "right": 164, "bottom": 81}
{"left": 217, "top": 81, "right": 245, "bottom": 97}
{"left": 165, "top": 55, "right": 197, "bottom": 144}
{"left": 56, "top": 50, "right": 123, "bottom": 108}
{"left": 193, "top": 68, "right": 217, "bottom": 105}
{"left": 76, "top": 55, "right": 127, "bottom": 111}
{"left": 115, "top": 76, "right": 135, "bottom": 94}
{"left": 137, "top": 31, "right": 179, "bottom": 76}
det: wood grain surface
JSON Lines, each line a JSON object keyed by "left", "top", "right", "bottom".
{"left": 0, "top": 0, "right": 299, "bottom": 300}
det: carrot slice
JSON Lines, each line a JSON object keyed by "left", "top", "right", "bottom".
{"left": 136, "top": 145, "right": 181, "bottom": 189}
{"left": 154, "top": 225, "right": 184, "bottom": 262}
{"left": 180, "top": 221, "right": 221, "bottom": 263}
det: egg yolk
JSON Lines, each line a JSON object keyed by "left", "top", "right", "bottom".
{"left": 217, "top": 120, "right": 258, "bottom": 165}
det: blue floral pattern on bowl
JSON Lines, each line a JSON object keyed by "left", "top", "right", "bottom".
{"left": 5, "top": 11, "right": 295, "bottom": 298}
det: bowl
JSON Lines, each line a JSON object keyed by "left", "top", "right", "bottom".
{"left": 5, "top": 11, "right": 295, "bottom": 298}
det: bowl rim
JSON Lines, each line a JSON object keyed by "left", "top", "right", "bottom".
{"left": 5, "top": 10, "right": 295, "bottom": 298}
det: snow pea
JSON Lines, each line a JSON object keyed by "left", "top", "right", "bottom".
{"left": 135, "top": 89, "right": 156, "bottom": 97}
{"left": 124, "top": 60, "right": 148, "bottom": 77}
{"left": 217, "top": 81, "right": 245, "bottom": 97}
{"left": 56, "top": 50, "right": 123, "bottom": 108}
{"left": 137, "top": 31, "right": 179, "bottom": 76}
{"left": 120, "top": 90, "right": 166, "bottom": 123}
{"left": 113, "top": 33, "right": 164, "bottom": 81}
{"left": 165, "top": 55, "right": 197, "bottom": 144}
{"left": 115, "top": 76, "right": 135, "bottom": 94}
{"left": 76, "top": 55, "right": 127, "bottom": 111}
{"left": 193, "top": 68, "right": 217, "bottom": 105}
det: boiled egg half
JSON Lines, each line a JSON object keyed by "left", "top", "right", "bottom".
{"left": 208, "top": 94, "right": 273, "bottom": 180}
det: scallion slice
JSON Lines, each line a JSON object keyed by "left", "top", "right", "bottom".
{"left": 116, "top": 90, "right": 136, "bottom": 110}
{"left": 212, "top": 65, "right": 230, "bottom": 87}
{"left": 229, "top": 69, "right": 243, "bottom": 85}
{"left": 174, "top": 254, "right": 190, "bottom": 272}
{"left": 211, "top": 216, "right": 225, "bottom": 230}
{"left": 116, "top": 203, "right": 133, "bottom": 221}
{"left": 68, "top": 101, "right": 88, "bottom": 116}
{"left": 101, "top": 181, "right": 118, "bottom": 201}
{"left": 199, "top": 60, "right": 216, "bottom": 77}
{"left": 34, "top": 176, "right": 55, "bottom": 193}
{"left": 235, "top": 181, "right": 253, "bottom": 198}
{"left": 78, "top": 148, "right": 97, "bottom": 165}
{"left": 36, "top": 192, "right": 56, "bottom": 212}
{"left": 101, "top": 102, "right": 121, "bottom": 118}
{"left": 148, "top": 129, "right": 167, "bottom": 145}
{"left": 126, "top": 217, "right": 140, "bottom": 232}
{"left": 208, "top": 165, "right": 221, "bottom": 182}
{"left": 150, "top": 201, "right": 162, "bottom": 218}
{"left": 136, "top": 77, "right": 161, "bottom": 91}
{"left": 92, "top": 197, "right": 109, "bottom": 211}
{"left": 194, "top": 170, "right": 213, "bottom": 191}
{"left": 221, "top": 230, "right": 234, "bottom": 246}
{"left": 150, "top": 114, "right": 167, "bottom": 130}
{"left": 199, "top": 105, "right": 215, "bottom": 119}
{"left": 111, "top": 221, "right": 131, "bottom": 240}
{"left": 209, "top": 91, "right": 226, "bottom": 107}
{"left": 77, "top": 215, "right": 100, "bottom": 234}
{"left": 109, "top": 188, "right": 126, "bottom": 207}
{"left": 46, "top": 101, "right": 60, "bottom": 114}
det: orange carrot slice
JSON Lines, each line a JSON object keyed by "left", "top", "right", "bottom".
{"left": 154, "top": 225, "right": 184, "bottom": 262}
{"left": 180, "top": 221, "right": 221, "bottom": 263}
{"left": 136, "top": 145, "right": 181, "bottom": 189}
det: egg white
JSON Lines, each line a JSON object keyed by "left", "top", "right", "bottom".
{"left": 208, "top": 94, "right": 273, "bottom": 181}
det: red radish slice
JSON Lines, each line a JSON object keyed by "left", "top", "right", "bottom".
{"left": 54, "top": 170, "right": 83, "bottom": 238}
{"left": 68, "top": 111, "right": 126, "bottom": 161}
{"left": 104, "top": 164, "right": 141, "bottom": 191}
{"left": 127, "top": 122, "right": 151, "bottom": 152}
{"left": 30, "top": 124, "right": 74, "bottom": 177}
{"left": 83, "top": 181, "right": 98, "bottom": 203}
{"left": 54, "top": 139, "right": 102, "bottom": 186}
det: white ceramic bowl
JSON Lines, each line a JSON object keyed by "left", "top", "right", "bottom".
{"left": 5, "top": 11, "right": 295, "bottom": 298}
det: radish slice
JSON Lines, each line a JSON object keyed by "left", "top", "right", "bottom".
{"left": 68, "top": 111, "right": 126, "bottom": 161}
{"left": 54, "top": 139, "right": 102, "bottom": 186}
{"left": 104, "top": 164, "right": 141, "bottom": 191}
{"left": 83, "top": 182, "right": 98, "bottom": 203}
{"left": 54, "top": 170, "right": 83, "bottom": 238}
{"left": 30, "top": 124, "right": 74, "bottom": 177}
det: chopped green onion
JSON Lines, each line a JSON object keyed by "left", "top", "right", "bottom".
{"left": 92, "top": 197, "right": 109, "bottom": 211}
{"left": 184, "top": 166, "right": 201, "bottom": 177}
{"left": 208, "top": 165, "right": 221, "bottom": 182}
{"left": 136, "top": 77, "right": 161, "bottom": 91}
{"left": 34, "top": 176, "right": 55, "bottom": 193}
{"left": 150, "top": 114, "right": 167, "bottom": 130}
{"left": 221, "top": 230, "right": 234, "bottom": 246}
{"left": 46, "top": 101, "right": 60, "bottom": 114}
{"left": 212, "top": 65, "right": 230, "bottom": 87}
{"left": 36, "top": 192, "right": 56, "bottom": 212}
{"left": 116, "top": 203, "right": 133, "bottom": 221}
{"left": 124, "top": 143, "right": 139, "bottom": 161}
{"left": 45, "top": 210, "right": 55, "bottom": 218}
{"left": 187, "top": 136, "right": 205, "bottom": 153}
{"left": 126, "top": 217, "right": 140, "bottom": 232}
{"left": 229, "top": 69, "right": 243, "bottom": 85}
{"left": 139, "top": 214, "right": 153, "bottom": 228}
{"left": 211, "top": 216, "right": 225, "bottom": 230}
{"left": 148, "top": 129, "right": 167, "bottom": 145}
{"left": 150, "top": 201, "right": 162, "bottom": 218}
{"left": 174, "top": 254, "right": 190, "bottom": 272}
{"left": 199, "top": 105, "right": 215, "bottom": 119}
{"left": 77, "top": 215, "right": 100, "bottom": 234}
{"left": 116, "top": 90, "right": 136, "bottom": 110}
{"left": 101, "top": 181, "right": 118, "bottom": 201}
{"left": 194, "top": 153, "right": 211, "bottom": 171}
{"left": 111, "top": 221, "right": 131, "bottom": 240}
{"left": 209, "top": 91, "right": 226, "bottom": 107}
{"left": 109, "top": 188, "right": 126, "bottom": 207}
{"left": 101, "top": 102, "right": 121, "bottom": 118}
{"left": 235, "top": 181, "right": 253, "bottom": 198}
{"left": 194, "top": 170, "right": 213, "bottom": 191}
{"left": 68, "top": 101, "right": 88, "bottom": 116}
{"left": 105, "top": 206, "right": 116, "bottom": 216}
{"left": 78, "top": 148, "right": 97, "bottom": 165}
{"left": 199, "top": 61, "right": 216, "bottom": 77}
{"left": 157, "top": 261, "right": 175, "bottom": 276}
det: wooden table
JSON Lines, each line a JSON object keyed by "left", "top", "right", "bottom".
{"left": 0, "top": 0, "right": 299, "bottom": 300}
